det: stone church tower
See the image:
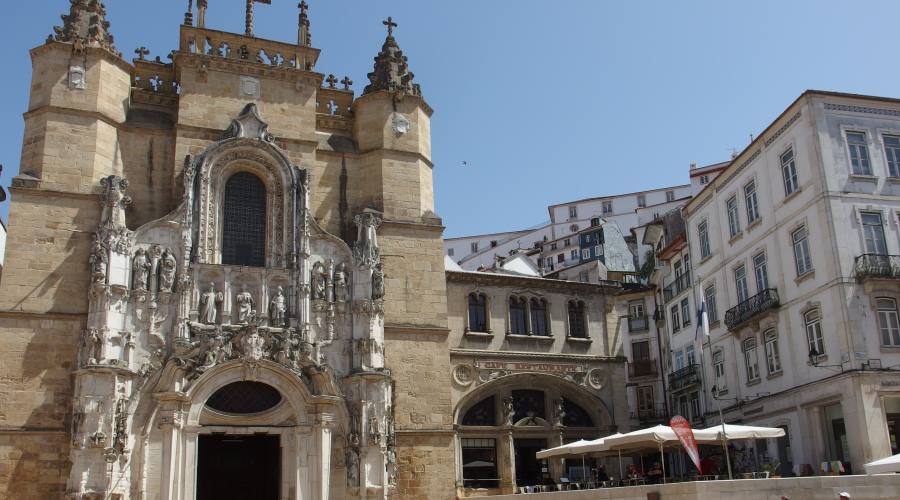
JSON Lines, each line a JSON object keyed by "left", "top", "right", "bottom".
{"left": 0, "top": 1, "right": 453, "bottom": 499}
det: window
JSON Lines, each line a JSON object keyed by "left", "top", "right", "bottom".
{"left": 847, "top": 131, "right": 872, "bottom": 175}
{"left": 570, "top": 224, "right": 579, "bottom": 233}
{"left": 689, "top": 392, "right": 701, "bottom": 421}
{"left": 674, "top": 349, "right": 685, "bottom": 370}
{"left": 594, "top": 245, "right": 603, "bottom": 257}
{"left": 590, "top": 217, "right": 601, "bottom": 227}
{"left": 490, "top": 240, "right": 498, "bottom": 248}
{"left": 704, "top": 285, "right": 719, "bottom": 323}
{"left": 805, "top": 309, "right": 825, "bottom": 357}
{"left": 471, "top": 242, "right": 479, "bottom": 253}
{"left": 530, "top": 298, "right": 549, "bottom": 336}
{"left": 632, "top": 340, "right": 650, "bottom": 361}
{"left": 666, "top": 190, "right": 675, "bottom": 202}
{"left": 781, "top": 148, "right": 799, "bottom": 196}
{"left": 671, "top": 305, "right": 681, "bottom": 332}
{"left": 744, "top": 180, "right": 760, "bottom": 223}
{"left": 564, "top": 238, "right": 571, "bottom": 247}
{"left": 713, "top": 350, "right": 726, "bottom": 393}
{"left": 700, "top": 175, "right": 710, "bottom": 185}
{"left": 735, "top": 265, "right": 749, "bottom": 303}
{"left": 222, "top": 172, "right": 267, "bottom": 267}
{"left": 862, "top": 212, "right": 888, "bottom": 255}
{"left": 536, "top": 257, "right": 544, "bottom": 268}
{"left": 637, "top": 194, "right": 646, "bottom": 208}
{"left": 681, "top": 298, "right": 691, "bottom": 327}
{"left": 447, "top": 248, "right": 455, "bottom": 257}
{"left": 686, "top": 344, "right": 696, "bottom": 366}
{"left": 568, "top": 206, "right": 578, "bottom": 219}
{"left": 556, "top": 254, "right": 565, "bottom": 264}
{"left": 698, "top": 220, "right": 711, "bottom": 259}
{"left": 578, "top": 272, "right": 589, "bottom": 283}
{"left": 753, "top": 252, "right": 769, "bottom": 292}
{"left": 581, "top": 249, "right": 590, "bottom": 260}
{"left": 727, "top": 195, "right": 741, "bottom": 237}
{"left": 512, "top": 390, "right": 546, "bottom": 422}
{"left": 561, "top": 399, "right": 594, "bottom": 427}
{"left": 630, "top": 301, "right": 645, "bottom": 319}
{"left": 461, "top": 438, "right": 498, "bottom": 489}
{"left": 602, "top": 200, "right": 613, "bottom": 215}
{"left": 550, "top": 242, "right": 558, "bottom": 251}
{"left": 884, "top": 135, "right": 900, "bottom": 177}
{"left": 683, "top": 254, "right": 692, "bottom": 282}
{"left": 508, "top": 297, "right": 527, "bottom": 335}
{"left": 637, "top": 386, "right": 654, "bottom": 412}
{"left": 876, "top": 298, "right": 900, "bottom": 347}
{"left": 467, "top": 293, "right": 488, "bottom": 332}
{"left": 792, "top": 225, "right": 813, "bottom": 276}
{"left": 764, "top": 329, "right": 782, "bottom": 374}
{"left": 462, "top": 397, "right": 496, "bottom": 426}
{"left": 743, "top": 337, "right": 760, "bottom": 383}
{"left": 567, "top": 300, "right": 587, "bottom": 338}
{"left": 570, "top": 249, "right": 579, "bottom": 261}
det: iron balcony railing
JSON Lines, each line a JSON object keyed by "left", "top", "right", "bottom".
{"left": 855, "top": 254, "right": 900, "bottom": 280}
{"left": 628, "top": 315, "right": 649, "bottom": 332}
{"left": 724, "top": 288, "right": 780, "bottom": 331}
{"left": 628, "top": 359, "right": 658, "bottom": 378}
{"left": 630, "top": 406, "right": 669, "bottom": 423}
{"left": 668, "top": 364, "right": 700, "bottom": 392}
{"left": 663, "top": 273, "right": 691, "bottom": 303}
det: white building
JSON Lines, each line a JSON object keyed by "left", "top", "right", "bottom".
{"left": 682, "top": 90, "right": 900, "bottom": 477}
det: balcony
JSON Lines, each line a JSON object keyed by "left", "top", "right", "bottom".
{"left": 668, "top": 364, "right": 700, "bottom": 392}
{"left": 663, "top": 273, "right": 691, "bottom": 303}
{"left": 652, "top": 306, "right": 665, "bottom": 323}
{"left": 724, "top": 288, "right": 780, "bottom": 331}
{"left": 630, "top": 406, "right": 669, "bottom": 424}
{"left": 628, "top": 315, "right": 649, "bottom": 332}
{"left": 855, "top": 254, "right": 900, "bottom": 281}
{"left": 628, "top": 359, "right": 658, "bottom": 378}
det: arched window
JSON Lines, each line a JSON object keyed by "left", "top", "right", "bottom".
{"left": 205, "top": 381, "right": 282, "bottom": 414}
{"left": 562, "top": 399, "right": 594, "bottom": 427}
{"left": 743, "top": 337, "right": 760, "bottom": 383}
{"left": 530, "top": 298, "right": 549, "bottom": 336}
{"left": 467, "top": 293, "right": 488, "bottom": 332}
{"left": 222, "top": 172, "right": 267, "bottom": 267}
{"left": 512, "top": 389, "right": 545, "bottom": 423}
{"left": 567, "top": 300, "right": 587, "bottom": 338}
{"left": 462, "top": 396, "right": 496, "bottom": 426}
{"left": 509, "top": 296, "right": 527, "bottom": 335}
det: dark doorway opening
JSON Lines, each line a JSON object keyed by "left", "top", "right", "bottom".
{"left": 197, "top": 434, "right": 280, "bottom": 500}
{"left": 514, "top": 438, "right": 548, "bottom": 487}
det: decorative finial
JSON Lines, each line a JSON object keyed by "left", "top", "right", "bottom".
{"left": 325, "top": 74, "right": 338, "bottom": 89}
{"left": 383, "top": 16, "right": 398, "bottom": 37}
{"left": 184, "top": 0, "right": 194, "bottom": 26}
{"left": 298, "top": 0, "right": 312, "bottom": 46}
{"left": 341, "top": 76, "right": 353, "bottom": 91}
{"left": 246, "top": 0, "right": 273, "bottom": 37}
{"left": 135, "top": 47, "right": 150, "bottom": 61}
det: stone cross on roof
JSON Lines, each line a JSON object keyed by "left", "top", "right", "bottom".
{"left": 135, "top": 47, "right": 150, "bottom": 60}
{"left": 325, "top": 74, "right": 337, "bottom": 89}
{"left": 383, "top": 16, "right": 397, "bottom": 37}
{"left": 341, "top": 76, "right": 353, "bottom": 91}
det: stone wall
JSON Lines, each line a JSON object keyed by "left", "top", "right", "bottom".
{"left": 395, "top": 433, "right": 456, "bottom": 500}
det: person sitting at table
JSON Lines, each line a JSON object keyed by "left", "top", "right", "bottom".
{"left": 595, "top": 465, "right": 610, "bottom": 482}
{"left": 646, "top": 462, "right": 663, "bottom": 483}
{"left": 626, "top": 463, "right": 642, "bottom": 479}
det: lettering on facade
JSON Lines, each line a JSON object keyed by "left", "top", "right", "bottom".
{"left": 469, "top": 359, "right": 603, "bottom": 389}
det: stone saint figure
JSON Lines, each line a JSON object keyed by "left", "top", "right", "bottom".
{"left": 235, "top": 286, "right": 255, "bottom": 324}
{"left": 89, "top": 238, "right": 108, "bottom": 283}
{"left": 132, "top": 249, "right": 152, "bottom": 291}
{"left": 200, "top": 282, "right": 223, "bottom": 324}
{"left": 502, "top": 397, "right": 515, "bottom": 426}
{"left": 159, "top": 249, "right": 177, "bottom": 292}
{"left": 353, "top": 212, "right": 382, "bottom": 268}
{"left": 334, "top": 263, "right": 349, "bottom": 303}
{"left": 371, "top": 263, "right": 385, "bottom": 300}
{"left": 312, "top": 262, "right": 326, "bottom": 301}
{"left": 270, "top": 286, "right": 286, "bottom": 325}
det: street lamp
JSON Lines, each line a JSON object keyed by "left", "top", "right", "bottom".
{"left": 808, "top": 348, "right": 846, "bottom": 372}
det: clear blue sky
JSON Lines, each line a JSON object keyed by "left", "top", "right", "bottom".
{"left": 2, "top": 1, "right": 900, "bottom": 236}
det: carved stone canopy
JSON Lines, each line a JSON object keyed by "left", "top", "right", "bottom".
{"left": 363, "top": 20, "right": 422, "bottom": 98}
{"left": 223, "top": 103, "right": 275, "bottom": 143}
{"left": 50, "top": 0, "right": 118, "bottom": 55}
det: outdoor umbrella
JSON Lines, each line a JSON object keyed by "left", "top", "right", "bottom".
{"left": 698, "top": 423, "right": 786, "bottom": 479}
{"left": 602, "top": 425, "right": 683, "bottom": 483}
{"left": 535, "top": 439, "right": 594, "bottom": 459}
{"left": 864, "top": 453, "right": 900, "bottom": 474}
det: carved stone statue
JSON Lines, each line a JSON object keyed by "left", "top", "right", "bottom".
{"left": 159, "top": 249, "right": 177, "bottom": 292}
{"left": 312, "top": 262, "right": 327, "bottom": 301}
{"left": 334, "top": 263, "right": 348, "bottom": 303}
{"left": 89, "top": 238, "right": 108, "bottom": 284}
{"left": 240, "top": 325, "right": 267, "bottom": 361}
{"left": 372, "top": 263, "right": 385, "bottom": 300}
{"left": 386, "top": 448, "right": 398, "bottom": 486}
{"left": 553, "top": 398, "right": 566, "bottom": 426}
{"left": 347, "top": 448, "right": 360, "bottom": 487}
{"left": 236, "top": 286, "right": 255, "bottom": 324}
{"left": 99, "top": 176, "right": 131, "bottom": 229}
{"left": 132, "top": 248, "right": 152, "bottom": 291}
{"left": 502, "top": 397, "right": 515, "bottom": 426}
{"left": 269, "top": 286, "right": 286, "bottom": 326}
{"left": 368, "top": 414, "right": 382, "bottom": 447}
{"left": 113, "top": 398, "right": 128, "bottom": 454}
{"left": 353, "top": 211, "right": 382, "bottom": 268}
{"left": 83, "top": 329, "right": 104, "bottom": 365}
{"left": 200, "top": 282, "right": 223, "bottom": 324}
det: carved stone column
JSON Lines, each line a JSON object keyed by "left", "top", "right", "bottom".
{"left": 315, "top": 413, "right": 335, "bottom": 500}
{"left": 157, "top": 403, "right": 185, "bottom": 500}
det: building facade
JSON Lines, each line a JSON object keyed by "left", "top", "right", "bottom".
{"left": 0, "top": 3, "right": 455, "bottom": 499}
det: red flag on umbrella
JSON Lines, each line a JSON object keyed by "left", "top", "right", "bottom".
{"left": 670, "top": 416, "right": 702, "bottom": 473}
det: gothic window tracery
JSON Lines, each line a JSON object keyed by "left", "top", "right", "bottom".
{"left": 462, "top": 396, "right": 496, "bottom": 426}
{"left": 222, "top": 172, "right": 267, "bottom": 267}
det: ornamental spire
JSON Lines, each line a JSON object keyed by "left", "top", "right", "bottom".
{"left": 49, "top": 0, "right": 118, "bottom": 55}
{"left": 298, "top": 1, "right": 312, "bottom": 46}
{"left": 363, "top": 16, "right": 422, "bottom": 97}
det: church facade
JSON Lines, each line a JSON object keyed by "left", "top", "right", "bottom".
{"left": 0, "top": 2, "right": 629, "bottom": 499}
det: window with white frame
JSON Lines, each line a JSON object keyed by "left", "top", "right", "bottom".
{"left": 471, "top": 242, "right": 479, "bottom": 253}
{"left": 713, "top": 350, "right": 726, "bottom": 394}
{"left": 686, "top": 344, "right": 696, "bottom": 366}
{"left": 674, "top": 349, "right": 685, "bottom": 370}
{"left": 689, "top": 392, "right": 701, "bottom": 421}
{"left": 637, "top": 194, "right": 646, "bottom": 208}
{"left": 805, "top": 309, "right": 825, "bottom": 357}
{"left": 727, "top": 195, "right": 741, "bottom": 237}
{"left": 602, "top": 200, "right": 613, "bottom": 215}
{"left": 884, "top": 134, "right": 900, "bottom": 178}
{"left": 781, "top": 148, "right": 799, "bottom": 196}
{"left": 567, "top": 300, "right": 587, "bottom": 338}
{"left": 743, "top": 337, "right": 760, "bottom": 383}
{"left": 681, "top": 298, "right": 691, "bottom": 327}
{"left": 564, "top": 238, "right": 571, "bottom": 247}
{"left": 698, "top": 220, "right": 711, "bottom": 259}
{"left": 637, "top": 386, "right": 654, "bottom": 412}
{"left": 568, "top": 206, "right": 578, "bottom": 219}
{"left": 630, "top": 301, "right": 645, "bottom": 319}
{"left": 666, "top": 190, "right": 675, "bottom": 202}
{"left": 753, "top": 252, "right": 769, "bottom": 292}
{"left": 581, "top": 249, "right": 590, "bottom": 260}
{"left": 594, "top": 245, "right": 603, "bottom": 257}
{"left": 683, "top": 254, "right": 692, "bottom": 282}
{"left": 735, "top": 265, "right": 750, "bottom": 303}
{"left": 700, "top": 175, "right": 710, "bottom": 185}
{"left": 671, "top": 305, "right": 681, "bottom": 332}
{"left": 847, "top": 131, "right": 872, "bottom": 175}
{"left": 557, "top": 254, "right": 565, "bottom": 263}
{"left": 744, "top": 180, "right": 760, "bottom": 223}
{"left": 764, "top": 329, "right": 782, "bottom": 374}
{"left": 792, "top": 225, "right": 813, "bottom": 276}
{"left": 876, "top": 297, "right": 900, "bottom": 347}
{"left": 861, "top": 212, "right": 888, "bottom": 255}
{"left": 704, "top": 285, "right": 719, "bottom": 323}
{"left": 570, "top": 249, "right": 579, "bottom": 260}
